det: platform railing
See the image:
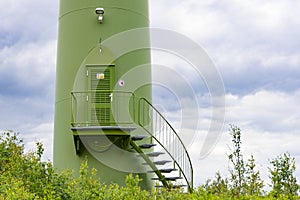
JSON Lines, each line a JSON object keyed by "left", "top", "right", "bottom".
{"left": 71, "top": 90, "right": 136, "bottom": 127}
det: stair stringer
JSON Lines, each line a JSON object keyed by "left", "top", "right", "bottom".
{"left": 137, "top": 98, "right": 194, "bottom": 192}
{"left": 130, "top": 140, "right": 170, "bottom": 189}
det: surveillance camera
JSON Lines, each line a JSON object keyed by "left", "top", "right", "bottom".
{"left": 95, "top": 8, "right": 104, "bottom": 15}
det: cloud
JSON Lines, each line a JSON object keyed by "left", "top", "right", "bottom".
{"left": 0, "top": 0, "right": 58, "bottom": 45}
{"left": 0, "top": 93, "right": 54, "bottom": 132}
{"left": 0, "top": 0, "right": 57, "bottom": 99}
{"left": 225, "top": 90, "right": 300, "bottom": 132}
{"left": 22, "top": 122, "right": 54, "bottom": 161}
{"left": 150, "top": 0, "right": 300, "bottom": 94}
{"left": 0, "top": 40, "right": 56, "bottom": 97}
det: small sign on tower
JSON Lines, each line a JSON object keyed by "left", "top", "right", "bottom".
{"left": 96, "top": 73, "right": 105, "bottom": 79}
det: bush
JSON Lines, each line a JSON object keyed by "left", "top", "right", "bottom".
{"left": 0, "top": 131, "right": 70, "bottom": 199}
{"left": 269, "top": 152, "right": 299, "bottom": 199}
{"left": 0, "top": 129, "right": 299, "bottom": 199}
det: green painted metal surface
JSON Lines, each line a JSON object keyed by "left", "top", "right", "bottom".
{"left": 54, "top": 0, "right": 152, "bottom": 189}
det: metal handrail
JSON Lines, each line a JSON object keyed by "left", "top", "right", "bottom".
{"left": 138, "top": 98, "right": 193, "bottom": 192}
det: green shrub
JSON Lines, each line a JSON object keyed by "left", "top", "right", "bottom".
{"left": 0, "top": 130, "right": 299, "bottom": 199}
{"left": 269, "top": 152, "right": 299, "bottom": 199}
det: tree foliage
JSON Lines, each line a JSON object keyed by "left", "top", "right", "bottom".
{"left": 0, "top": 131, "right": 70, "bottom": 199}
{"left": 244, "top": 155, "right": 264, "bottom": 196}
{"left": 226, "top": 125, "right": 265, "bottom": 197}
{"left": 269, "top": 152, "right": 299, "bottom": 199}
{"left": 228, "top": 125, "right": 246, "bottom": 196}
{"left": 0, "top": 129, "right": 299, "bottom": 199}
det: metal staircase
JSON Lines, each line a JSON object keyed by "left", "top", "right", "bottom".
{"left": 71, "top": 91, "right": 193, "bottom": 192}
{"left": 130, "top": 97, "right": 193, "bottom": 192}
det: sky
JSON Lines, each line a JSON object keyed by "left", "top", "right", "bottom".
{"left": 1, "top": 0, "right": 300, "bottom": 189}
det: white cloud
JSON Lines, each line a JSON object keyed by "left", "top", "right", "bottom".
{"left": 0, "top": 0, "right": 58, "bottom": 44}
{"left": 261, "top": 53, "right": 300, "bottom": 69}
{"left": 0, "top": 40, "right": 56, "bottom": 95}
{"left": 23, "top": 122, "right": 54, "bottom": 161}
{"left": 150, "top": 0, "right": 300, "bottom": 93}
{"left": 150, "top": 0, "right": 300, "bottom": 40}
{"left": 150, "top": 0, "right": 231, "bottom": 41}
{"left": 225, "top": 90, "right": 300, "bottom": 132}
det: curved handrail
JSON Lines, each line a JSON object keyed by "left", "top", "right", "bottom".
{"left": 138, "top": 97, "right": 193, "bottom": 192}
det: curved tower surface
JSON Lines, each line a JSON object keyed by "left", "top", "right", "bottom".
{"left": 54, "top": 0, "right": 152, "bottom": 189}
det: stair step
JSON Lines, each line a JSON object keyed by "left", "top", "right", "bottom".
{"left": 153, "top": 160, "right": 172, "bottom": 165}
{"left": 148, "top": 168, "right": 178, "bottom": 173}
{"left": 147, "top": 152, "right": 165, "bottom": 157}
{"left": 171, "top": 185, "right": 188, "bottom": 189}
{"left": 152, "top": 177, "right": 183, "bottom": 181}
{"left": 143, "top": 160, "right": 171, "bottom": 165}
{"left": 160, "top": 168, "right": 178, "bottom": 173}
{"left": 139, "top": 143, "right": 156, "bottom": 149}
{"left": 155, "top": 184, "right": 187, "bottom": 188}
{"left": 131, "top": 135, "right": 148, "bottom": 141}
{"left": 137, "top": 152, "right": 165, "bottom": 157}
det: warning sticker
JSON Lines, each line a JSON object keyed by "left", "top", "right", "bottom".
{"left": 96, "top": 73, "right": 105, "bottom": 79}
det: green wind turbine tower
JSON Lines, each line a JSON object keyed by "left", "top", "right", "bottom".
{"left": 54, "top": 0, "right": 193, "bottom": 191}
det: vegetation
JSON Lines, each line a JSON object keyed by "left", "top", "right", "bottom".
{"left": 227, "top": 125, "right": 264, "bottom": 197}
{"left": 228, "top": 125, "right": 247, "bottom": 197}
{"left": 0, "top": 128, "right": 299, "bottom": 199}
{"left": 269, "top": 152, "right": 299, "bottom": 199}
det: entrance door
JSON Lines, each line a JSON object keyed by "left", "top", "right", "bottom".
{"left": 86, "top": 65, "right": 115, "bottom": 126}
